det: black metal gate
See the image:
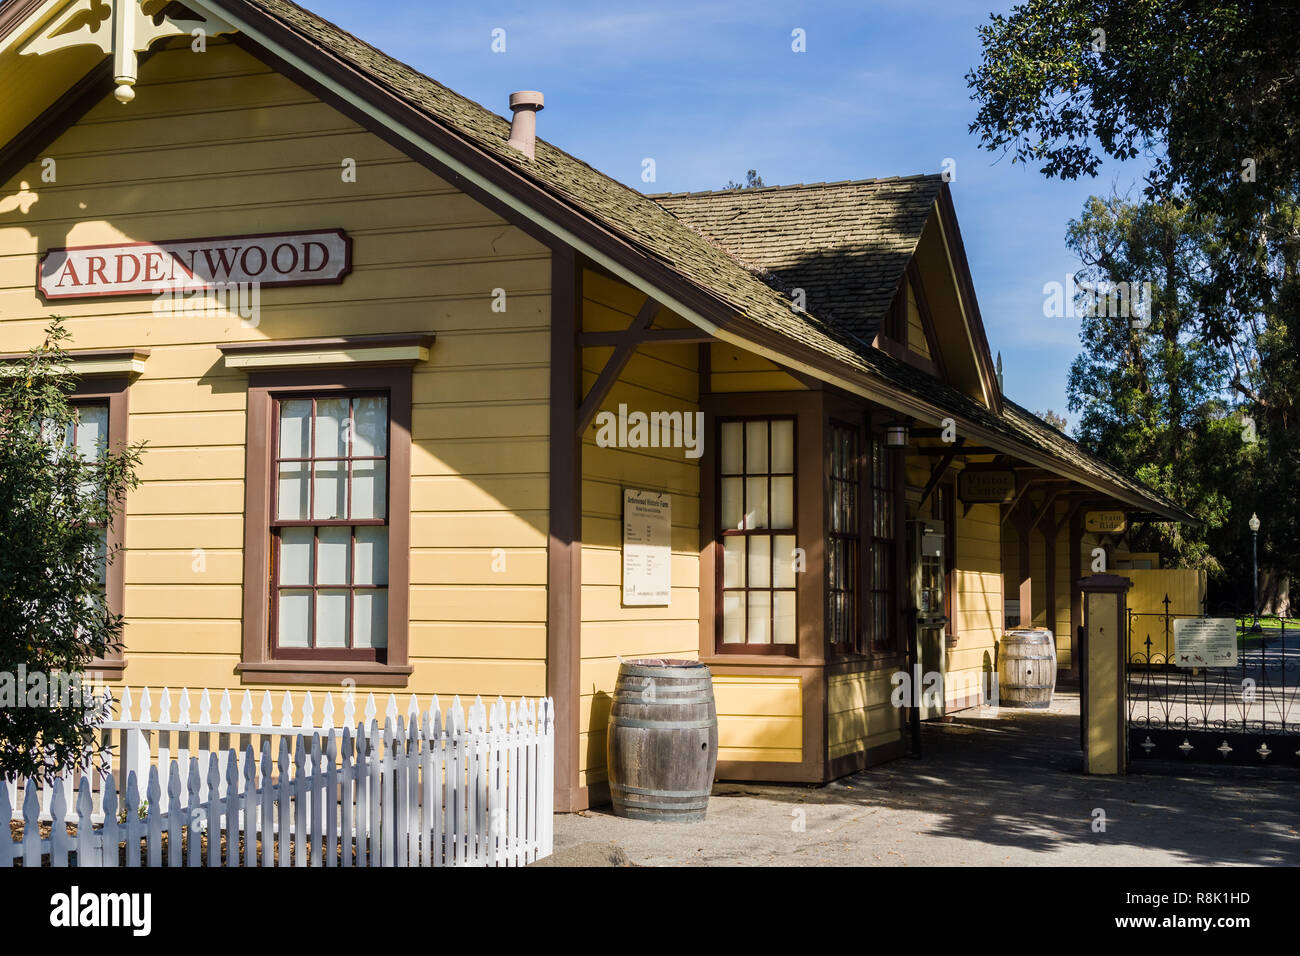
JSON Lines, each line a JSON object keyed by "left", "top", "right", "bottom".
{"left": 1127, "top": 604, "right": 1300, "bottom": 768}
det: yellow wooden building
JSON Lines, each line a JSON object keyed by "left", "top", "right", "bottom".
{"left": 0, "top": 0, "right": 1193, "bottom": 810}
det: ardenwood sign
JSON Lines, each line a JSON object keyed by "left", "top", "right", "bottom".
{"left": 37, "top": 229, "right": 351, "bottom": 300}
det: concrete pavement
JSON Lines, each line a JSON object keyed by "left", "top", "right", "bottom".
{"left": 542, "top": 691, "right": 1300, "bottom": 866}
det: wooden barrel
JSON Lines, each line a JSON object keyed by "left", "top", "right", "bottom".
{"left": 998, "top": 628, "right": 1057, "bottom": 708}
{"left": 606, "top": 659, "right": 718, "bottom": 821}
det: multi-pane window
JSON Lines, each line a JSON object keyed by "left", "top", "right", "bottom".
{"left": 64, "top": 402, "right": 110, "bottom": 595}
{"left": 272, "top": 394, "right": 390, "bottom": 656}
{"left": 828, "top": 422, "right": 860, "bottom": 650}
{"left": 719, "top": 418, "right": 797, "bottom": 649}
{"left": 869, "top": 436, "right": 897, "bottom": 652}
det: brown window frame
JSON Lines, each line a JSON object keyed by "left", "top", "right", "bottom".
{"left": 69, "top": 376, "right": 130, "bottom": 680}
{"left": 932, "top": 480, "right": 958, "bottom": 643}
{"left": 269, "top": 392, "right": 392, "bottom": 661}
{"left": 237, "top": 366, "right": 412, "bottom": 687}
{"left": 715, "top": 415, "right": 799, "bottom": 656}
{"left": 827, "top": 419, "right": 862, "bottom": 654}
{"left": 868, "top": 433, "right": 900, "bottom": 655}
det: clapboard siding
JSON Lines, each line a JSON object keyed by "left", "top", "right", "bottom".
{"left": 709, "top": 341, "right": 807, "bottom": 393}
{"left": 906, "top": 281, "right": 932, "bottom": 359}
{"left": 0, "top": 39, "right": 551, "bottom": 703}
{"left": 714, "top": 676, "right": 803, "bottom": 764}
{"left": 827, "top": 670, "right": 901, "bottom": 760}
{"left": 577, "top": 268, "right": 702, "bottom": 789}
{"left": 948, "top": 501, "right": 1003, "bottom": 699}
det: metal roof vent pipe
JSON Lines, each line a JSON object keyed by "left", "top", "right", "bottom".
{"left": 507, "top": 91, "right": 544, "bottom": 160}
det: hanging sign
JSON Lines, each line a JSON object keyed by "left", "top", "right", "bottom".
{"left": 37, "top": 229, "right": 351, "bottom": 299}
{"left": 1085, "top": 510, "right": 1127, "bottom": 534}
{"left": 1173, "top": 618, "right": 1238, "bottom": 668}
{"left": 957, "top": 469, "right": 1015, "bottom": 503}
{"left": 623, "top": 488, "right": 671, "bottom": 606}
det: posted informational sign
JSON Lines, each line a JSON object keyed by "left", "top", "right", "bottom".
{"left": 623, "top": 488, "right": 671, "bottom": 606}
{"left": 957, "top": 469, "right": 1016, "bottom": 503}
{"left": 1085, "top": 510, "right": 1127, "bottom": 534}
{"left": 1173, "top": 618, "right": 1238, "bottom": 668}
{"left": 37, "top": 229, "right": 351, "bottom": 299}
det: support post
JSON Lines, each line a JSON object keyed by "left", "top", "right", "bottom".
{"left": 1041, "top": 512, "right": 1058, "bottom": 669}
{"left": 547, "top": 246, "right": 583, "bottom": 812}
{"left": 1016, "top": 507, "right": 1033, "bottom": 628}
{"left": 1078, "top": 574, "right": 1133, "bottom": 774}
{"left": 1069, "top": 508, "right": 1082, "bottom": 682}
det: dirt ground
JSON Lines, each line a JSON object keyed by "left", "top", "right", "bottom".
{"left": 543, "top": 691, "right": 1300, "bottom": 866}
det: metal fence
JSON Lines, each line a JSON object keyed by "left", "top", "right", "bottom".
{"left": 1128, "top": 602, "right": 1300, "bottom": 767}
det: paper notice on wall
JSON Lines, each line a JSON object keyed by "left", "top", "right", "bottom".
{"left": 623, "top": 489, "right": 671, "bottom": 606}
{"left": 1173, "top": 618, "right": 1238, "bottom": 668}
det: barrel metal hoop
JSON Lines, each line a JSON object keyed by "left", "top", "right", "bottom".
{"left": 610, "top": 783, "right": 711, "bottom": 798}
{"left": 607, "top": 716, "right": 716, "bottom": 730}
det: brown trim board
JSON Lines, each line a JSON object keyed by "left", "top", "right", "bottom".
{"left": 72, "top": 374, "right": 131, "bottom": 680}
{"left": 548, "top": 246, "right": 583, "bottom": 812}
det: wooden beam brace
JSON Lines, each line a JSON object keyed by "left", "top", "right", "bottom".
{"left": 1000, "top": 476, "right": 1069, "bottom": 525}
{"left": 917, "top": 439, "right": 962, "bottom": 511}
{"left": 578, "top": 328, "right": 713, "bottom": 348}
{"left": 575, "top": 296, "right": 661, "bottom": 437}
{"left": 914, "top": 445, "right": 997, "bottom": 456}
{"left": 1027, "top": 489, "right": 1062, "bottom": 536}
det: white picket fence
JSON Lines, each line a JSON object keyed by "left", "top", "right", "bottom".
{"left": 3, "top": 688, "right": 554, "bottom": 867}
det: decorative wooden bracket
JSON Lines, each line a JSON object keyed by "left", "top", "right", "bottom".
{"left": 575, "top": 295, "right": 662, "bottom": 437}
{"left": 19, "top": 0, "right": 237, "bottom": 103}
{"left": 917, "top": 438, "right": 963, "bottom": 511}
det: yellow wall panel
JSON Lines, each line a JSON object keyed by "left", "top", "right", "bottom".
{"left": 0, "top": 39, "right": 552, "bottom": 696}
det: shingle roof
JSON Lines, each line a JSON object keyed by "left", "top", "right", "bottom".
{"left": 221, "top": 0, "right": 1191, "bottom": 520}
{"left": 653, "top": 178, "right": 940, "bottom": 342}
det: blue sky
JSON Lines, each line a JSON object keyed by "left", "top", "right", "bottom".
{"left": 304, "top": 0, "right": 1156, "bottom": 428}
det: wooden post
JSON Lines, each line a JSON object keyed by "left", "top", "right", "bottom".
{"left": 1068, "top": 509, "right": 1082, "bottom": 681}
{"left": 547, "top": 247, "right": 582, "bottom": 812}
{"left": 1078, "top": 574, "right": 1133, "bottom": 774}
{"left": 1016, "top": 507, "right": 1033, "bottom": 628}
{"left": 1041, "top": 510, "right": 1057, "bottom": 669}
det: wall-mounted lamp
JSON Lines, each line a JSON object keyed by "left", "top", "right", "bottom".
{"left": 885, "top": 421, "right": 909, "bottom": 447}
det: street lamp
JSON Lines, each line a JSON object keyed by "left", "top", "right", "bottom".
{"left": 1248, "top": 512, "right": 1261, "bottom": 634}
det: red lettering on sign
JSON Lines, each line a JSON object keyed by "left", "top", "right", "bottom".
{"left": 240, "top": 245, "right": 267, "bottom": 276}
{"left": 143, "top": 251, "right": 165, "bottom": 283}
{"left": 54, "top": 258, "right": 80, "bottom": 287}
{"left": 114, "top": 254, "right": 140, "bottom": 284}
{"left": 302, "top": 241, "right": 329, "bottom": 273}
{"left": 200, "top": 247, "right": 238, "bottom": 279}
{"left": 86, "top": 256, "right": 108, "bottom": 285}
{"left": 270, "top": 243, "right": 298, "bottom": 274}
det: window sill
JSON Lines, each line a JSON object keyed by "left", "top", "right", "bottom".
{"left": 87, "top": 658, "right": 127, "bottom": 682}
{"left": 699, "top": 653, "right": 822, "bottom": 668}
{"left": 236, "top": 659, "right": 413, "bottom": 687}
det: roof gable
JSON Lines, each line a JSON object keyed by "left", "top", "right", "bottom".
{"left": 657, "top": 178, "right": 1003, "bottom": 412}
{"left": 653, "top": 177, "right": 939, "bottom": 342}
